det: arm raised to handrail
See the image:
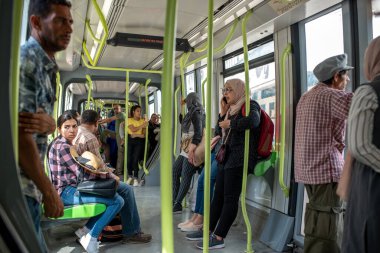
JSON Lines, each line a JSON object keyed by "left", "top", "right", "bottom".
{"left": 279, "top": 43, "right": 292, "bottom": 197}
{"left": 85, "top": 75, "right": 93, "bottom": 110}
{"left": 82, "top": 0, "right": 109, "bottom": 66}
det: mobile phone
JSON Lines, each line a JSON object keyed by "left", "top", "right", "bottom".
{"left": 222, "top": 97, "right": 227, "bottom": 103}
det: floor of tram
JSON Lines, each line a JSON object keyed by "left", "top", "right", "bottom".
{"left": 44, "top": 186, "right": 283, "bottom": 253}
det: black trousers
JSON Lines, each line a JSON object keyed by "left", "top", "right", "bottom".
{"left": 172, "top": 155, "right": 197, "bottom": 205}
{"left": 127, "top": 136, "right": 145, "bottom": 178}
{"left": 209, "top": 164, "right": 243, "bottom": 238}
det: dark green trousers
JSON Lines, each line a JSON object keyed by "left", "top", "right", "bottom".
{"left": 304, "top": 183, "right": 341, "bottom": 253}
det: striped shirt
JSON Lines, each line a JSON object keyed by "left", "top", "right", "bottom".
{"left": 19, "top": 37, "right": 57, "bottom": 202}
{"left": 347, "top": 85, "right": 380, "bottom": 172}
{"left": 294, "top": 83, "right": 353, "bottom": 184}
{"left": 48, "top": 136, "right": 112, "bottom": 195}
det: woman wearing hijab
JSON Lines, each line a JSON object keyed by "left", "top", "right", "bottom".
{"left": 195, "top": 79, "right": 261, "bottom": 250}
{"left": 342, "top": 36, "right": 380, "bottom": 253}
{"left": 173, "top": 92, "right": 205, "bottom": 213}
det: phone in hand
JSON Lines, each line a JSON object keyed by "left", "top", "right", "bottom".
{"left": 222, "top": 97, "right": 227, "bottom": 103}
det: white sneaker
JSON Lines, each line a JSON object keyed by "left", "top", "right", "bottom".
{"left": 75, "top": 227, "right": 88, "bottom": 238}
{"left": 79, "top": 233, "right": 99, "bottom": 253}
{"left": 177, "top": 219, "right": 191, "bottom": 229}
{"left": 180, "top": 222, "right": 203, "bottom": 232}
{"left": 133, "top": 179, "right": 139, "bottom": 187}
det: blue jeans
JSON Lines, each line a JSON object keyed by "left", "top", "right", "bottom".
{"left": 25, "top": 196, "right": 48, "bottom": 253}
{"left": 194, "top": 152, "right": 218, "bottom": 215}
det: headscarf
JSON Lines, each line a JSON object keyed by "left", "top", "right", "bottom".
{"left": 225, "top": 79, "right": 246, "bottom": 117}
{"left": 182, "top": 92, "right": 204, "bottom": 133}
{"left": 222, "top": 79, "right": 246, "bottom": 139}
{"left": 364, "top": 36, "right": 380, "bottom": 81}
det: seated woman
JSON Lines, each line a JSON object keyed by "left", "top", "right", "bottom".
{"left": 120, "top": 105, "right": 148, "bottom": 186}
{"left": 48, "top": 111, "right": 122, "bottom": 253}
{"left": 173, "top": 92, "right": 205, "bottom": 213}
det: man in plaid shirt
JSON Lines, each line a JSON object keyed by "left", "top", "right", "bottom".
{"left": 73, "top": 110, "right": 152, "bottom": 244}
{"left": 294, "top": 54, "right": 353, "bottom": 253}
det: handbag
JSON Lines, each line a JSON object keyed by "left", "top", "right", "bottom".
{"left": 76, "top": 168, "right": 117, "bottom": 198}
{"left": 215, "top": 128, "right": 232, "bottom": 164}
{"left": 77, "top": 178, "right": 117, "bottom": 198}
{"left": 193, "top": 129, "right": 206, "bottom": 167}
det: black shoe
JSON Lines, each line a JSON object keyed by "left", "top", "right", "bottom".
{"left": 173, "top": 203, "right": 182, "bottom": 214}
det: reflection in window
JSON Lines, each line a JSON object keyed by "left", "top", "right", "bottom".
{"left": 185, "top": 72, "right": 195, "bottom": 95}
{"left": 304, "top": 9, "right": 344, "bottom": 89}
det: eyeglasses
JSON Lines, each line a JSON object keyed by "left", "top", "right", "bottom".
{"left": 221, "top": 87, "right": 233, "bottom": 94}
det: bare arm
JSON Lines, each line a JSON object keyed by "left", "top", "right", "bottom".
{"left": 18, "top": 130, "right": 63, "bottom": 218}
{"left": 19, "top": 112, "right": 56, "bottom": 135}
{"left": 128, "top": 121, "right": 148, "bottom": 132}
{"left": 99, "top": 115, "right": 117, "bottom": 124}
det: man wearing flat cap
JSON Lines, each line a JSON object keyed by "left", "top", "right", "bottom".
{"left": 294, "top": 54, "right": 354, "bottom": 253}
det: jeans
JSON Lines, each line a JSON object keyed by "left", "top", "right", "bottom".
{"left": 61, "top": 185, "right": 123, "bottom": 238}
{"left": 194, "top": 152, "right": 218, "bottom": 215}
{"left": 25, "top": 196, "right": 48, "bottom": 253}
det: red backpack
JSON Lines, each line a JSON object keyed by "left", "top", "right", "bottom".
{"left": 242, "top": 101, "right": 274, "bottom": 158}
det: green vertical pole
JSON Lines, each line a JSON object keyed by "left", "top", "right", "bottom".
{"left": 279, "top": 44, "right": 291, "bottom": 197}
{"left": 202, "top": 0, "right": 213, "bottom": 252}
{"left": 11, "top": 1, "right": 23, "bottom": 160}
{"left": 173, "top": 85, "right": 181, "bottom": 158}
{"left": 85, "top": 75, "right": 93, "bottom": 110}
{"left": 142, "top": 79, "right": 151, "bottom": 175}
{"left": 124, "top": 71, "right": 130, "bottom": 182}
{"left": 161, "top": 0, "right": 177, "bottom": 252}
{"left": 241, "top": 10, "right": 254, "bottom": 253}
{"left": 53, "top": 72, "right": 62, "bottom": 137}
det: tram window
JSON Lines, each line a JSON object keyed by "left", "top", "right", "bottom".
{"left": 149, "top": 102, "right": 155, "bottom": 118}
{"left": 185, "top": 72, "right": 196, "bottom": 95}
{"left": 200, "top": 66, "right": 207, "bottom": 109}
{"left": 372, "top": 1, "right": 380, "bottom": 38}
{"left": 224, "top": 41, "right": 274, "bottom": 70}
{"left": 304, "top": 8, "right": 344, "bottom": 90}
{"left": 156, "top": 90, "right": 161, "bottom": 115}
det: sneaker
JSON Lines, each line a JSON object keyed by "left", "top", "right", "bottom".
{"left": 173, "top": 203, "right": 182, "bottom": 214}
{"left": 177, "top": 219, "right": 191, "bottom": 229}
{"left": 79, "top": 233, "right": 100, "bottom": 253}
{"left": 75, "top": 227, "right": 89, "bottom": 239}
{"left": 133, "top": 179, "right": 139, "bottom": 187}
{"left": 122, "top": 232, "right": 152, "bottom": 244}
{"left": 196, "top": 234, "right": 225, "bottom": 250}
{"left": 181, "top": 222, "right": 203, "bottom": 232}
{"left": 185, "top": 230, "right": 204, "bottom": 241}
{"left": 126, "top": 177, "right": 133, "bottom": 185}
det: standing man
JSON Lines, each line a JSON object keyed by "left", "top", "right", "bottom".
{"left": 18, "top": 0, "right": 73, "bottom": 251}
{"left": 294, "top": 54, "right": 354, "bottom": 253}
{"left": 148, "top": 113, "right": 160, "bottom": 156}
{"left": 99, "top": 104, "right": 126, "bottom": 176}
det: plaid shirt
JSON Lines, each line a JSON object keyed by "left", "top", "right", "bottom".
{"left": 294, "top": 83, "right": 353, "bottom": 184}
{"left": 19, "top": 37, "right": 57, "bottom": 202}
{"left": 73, "top": 126, "right": 107, "bottom": 170}
{"left": 48, "top": 136, "right": 112, "bottom": 195}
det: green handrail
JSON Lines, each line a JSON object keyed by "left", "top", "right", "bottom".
{"left": 138, "top": 86, "right": 142, "bottom": 106}
{"left": 201, "top": 77, "right": 207, "bottom": 107}
{"left": 53, "top": 72, "right": 62, "bottom": 138}
{"left": 173, "top": 84, "right": 181, "bottom": 158}
{"left": 124, "top": 71, "right": 130, "bottom": 183}
{"left": 82, "top": 0, "right": 109, "bottom": 66}
{"left": 85, "top": 19, "right": 101, "bottom": 43}
{"left": 161, "top": 0, "right": 177, "bottom": 252}
{"left": 81, "top": 54, "right": 163, "bottom": 74}
{"left": 185, "top": 18, "right": 239, "bottom": 68}
{"left": 85, "top": 75, "right": 93, "bottom": 110}
{"left": 279, "top": 44, "right": 292, "bottom": 197}
{"left": 11, "top": 0, "right": 23, "bottom": 161}
{"left": 202, "top": 0, "right": 213, "bottom": 251}
{"left": 141, "top": 79, "right": 151, "bottom": 175}
{"left": 240, "top": 10, "right": 254, "bottom": 253}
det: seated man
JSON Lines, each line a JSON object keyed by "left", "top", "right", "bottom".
{"left": 73, "top": 109, "right": 152, "bottom": 244}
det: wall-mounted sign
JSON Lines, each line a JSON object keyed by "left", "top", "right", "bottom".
{"left": 269, "top": 0, "right": 309, "bottom": 15}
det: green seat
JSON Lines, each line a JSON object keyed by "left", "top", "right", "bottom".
{"left": 44, "top": 155, "right": 106, "bottom": 220}
{"left": 254, "top": 152, "right": 277, "bottom": 177}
